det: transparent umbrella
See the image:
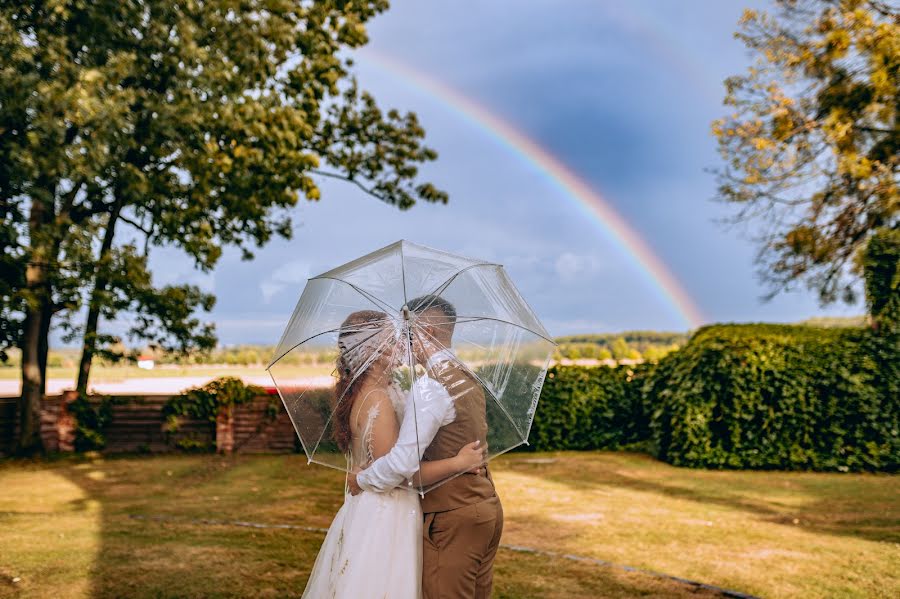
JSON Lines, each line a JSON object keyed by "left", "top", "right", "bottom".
{"left": 267, "top": 240, "right": 555, "bottom": 494}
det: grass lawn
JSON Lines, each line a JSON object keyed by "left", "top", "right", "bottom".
{"left": 0, "top": 452, "right": 897, "bottom": 598}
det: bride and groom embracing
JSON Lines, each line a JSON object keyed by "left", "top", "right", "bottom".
{"left": 302, "top": 295, "right": 504, "bottom": 599}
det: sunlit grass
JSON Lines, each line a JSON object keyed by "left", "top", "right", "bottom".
{"left": 0, "top": 467, "right": 100, "bottom": 598}
{"left": 0, "top": 452, "right": 897, "bottom": 598}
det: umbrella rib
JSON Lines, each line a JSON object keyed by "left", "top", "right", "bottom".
{"left": 310, "top": 275, "right": 396, "bottom": 314}
{"left": 399, "top": 241, "right": 409, "bottom": 307}
{"left": 267, "top": 368, "right": 312, "bottom": 461}
{"left": 415, "top": 264, "right": 552, "bottom": 342}
{"left": 412, "top": 265, "right": 553, "bottom": 340}
{"left": 413, "top": 262, "right": 501, "bottom": 312}
{"left": 403, "top": 307, "right": 424, "bottom": 496}
{"left": 407, "top": 314, "right": 548, "bottom": 341}
{"left": 266, "top": 317, "right": 395, "bottom": 370}
{"left": 452, "top": 315, "right": 557, "bottom": 344}
{"left": 522, "top": 350, "right": 554, "bottom": 443}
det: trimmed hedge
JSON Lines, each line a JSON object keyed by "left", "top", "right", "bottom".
{"left": 644, "top": 324, "right": 899, "bottom": 472}
{"left": 528, "top": 364, "right": 652, "bottom": 451}
{"left": 528, "top": 323, "right": 897, "bottom": 472}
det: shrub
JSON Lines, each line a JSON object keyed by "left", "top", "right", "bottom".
{"left": 69, "top": 394, "right": 119, "bottom": 451}
{"left": 163, "top": 376, "right": 265, "bottom": 431}
{"left": 528, "top": 364, "right": 651, "bottom": 451}
{"left": 644, "top": 324, "right": 899, "bottom": 471}
{"left": 862, "top": 227, "right": 900, "bottom": 334}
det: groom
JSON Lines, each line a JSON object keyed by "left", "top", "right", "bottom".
{"left": 350, "top": 294, "right": 504, "bottom": 599}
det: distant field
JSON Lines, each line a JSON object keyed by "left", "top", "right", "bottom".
{"left": 0, "top": 365, "right": 332, "bottom": 382}
{"left": 0, "top": 365, "right": 335, "bottom": 396}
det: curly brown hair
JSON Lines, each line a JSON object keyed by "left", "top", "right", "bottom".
{"left": 332, "top": 309, "right": 389, "bottom": 453}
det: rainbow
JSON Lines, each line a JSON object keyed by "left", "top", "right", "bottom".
{"left": 359, "top": 50, "right": 707, "bottom": 329}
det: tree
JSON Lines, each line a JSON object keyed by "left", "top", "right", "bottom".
{"left": 610, "top": 337, "right": 631, "bottom": 361}
{"left": 0, "top": 1, "right": 446, "bottom": 453}
{"left": 862, "top": 226, "right": 900, "bottom": 332}
{"left": 713, "top": 0, "right": 898, "bottom": 304}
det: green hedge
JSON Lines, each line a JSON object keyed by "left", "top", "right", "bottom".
{"left": 527, "top": 364, "right": 652, "bottom": 451}
{"left": 644, "top": 324, "right": 899, "bottom": 472}
{"left": 528, "top": 323, "right": 897, "bottom": 472}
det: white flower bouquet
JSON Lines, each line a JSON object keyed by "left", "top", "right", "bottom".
{"left": 391, "top": 363, "right": 426, "bottom": 391}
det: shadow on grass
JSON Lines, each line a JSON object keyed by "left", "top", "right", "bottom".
{"left": 505, "top": 452, "right": 900, "bottom": 545}
{"left": 54, "top": 452, "right": 328, "bottom": 598}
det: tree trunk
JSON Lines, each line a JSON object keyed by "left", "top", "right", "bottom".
{"left": 76, "top": 201, "right": 122, "bottom": 396}
{"left": 18, "top": 309, "right": 46, "bottom": 454}
{"left": 17, "top": 192, "right": 54, "bottom": 454}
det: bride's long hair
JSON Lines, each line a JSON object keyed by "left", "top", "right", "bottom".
{"left": 332, "top": 310, "right": 390, "bottom": 453}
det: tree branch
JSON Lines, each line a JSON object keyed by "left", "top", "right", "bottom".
{"left": 853, "top": 125, "right": 898, "bottom": 135}
{"left": 309, "top": 168, "right": 390, "bottom": 204}
{"left": 119, "top": 214, "right": 151, "bottom": 237}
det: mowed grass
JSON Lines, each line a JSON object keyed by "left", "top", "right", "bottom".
{"left": 0, "top": 452, "right": 897, "bottom": 599}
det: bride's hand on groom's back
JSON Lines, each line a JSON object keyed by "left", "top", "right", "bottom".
{"left": 454, "top": 440, "right": 487, "bottom": 475}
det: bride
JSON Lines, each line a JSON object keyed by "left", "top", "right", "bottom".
{"left": 301, "top": 310, "right": 483, "bottom": 599}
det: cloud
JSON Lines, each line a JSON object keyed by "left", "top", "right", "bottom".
{"left": 260, "top": 261, "right": 310, "bottom": 303}
{"left": 554, "top": 252, "right": 602, "bottom": 282}
{"left": 543, "top": 317, "right": 614, "bottom": 336}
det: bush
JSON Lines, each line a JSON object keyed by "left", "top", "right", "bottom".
{"left": 528, "top": 364, "right": 651, "bottom": 451}
{"left": 644, "top": 324, "right": 899, "bottom": 471}
{"left": 163, "top": 376, "right": 265, "bottom": 430}
{"left": 69, "top": 394, "right": 119, "bottom": 451}
{"left": 862, "top": 227, "right": 900, "bottom": 334}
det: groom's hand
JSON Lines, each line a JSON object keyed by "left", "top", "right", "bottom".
{"left": 348, "top": 470, "right": 363, "bottom": 496}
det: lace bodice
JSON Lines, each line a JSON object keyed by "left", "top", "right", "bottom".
{"left": 349, "top": 384, "right": 406, "bottom": 470}
{"left": 350, "top": 402, "right": 380, "bottom": 469}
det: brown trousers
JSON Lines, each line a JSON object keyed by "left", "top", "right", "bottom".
{"left": 422, "top": 496, "right": 504, "bottom": 599}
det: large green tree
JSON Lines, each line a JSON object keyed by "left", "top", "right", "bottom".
{"left": 0, "top": 0, "right": 446, "bottom": 453}
{"left": 713, "top": 0, "right": 897, "bottom": 304}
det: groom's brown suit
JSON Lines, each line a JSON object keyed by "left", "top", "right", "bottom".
{"left": 420, "top": 359, "right": 504, "bottom": 599}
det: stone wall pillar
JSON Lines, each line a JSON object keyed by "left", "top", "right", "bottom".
{"left": 57, "top": 390, "right": 77, "bottom": 452}
{"left": 216, "top": 404, "right": 234, "bottom": 454}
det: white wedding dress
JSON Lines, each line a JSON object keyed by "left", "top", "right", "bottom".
{"left": 301, "top": 385, "right": 422, "bottom": 599}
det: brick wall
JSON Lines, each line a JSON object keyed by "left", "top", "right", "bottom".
{"left": 0, "top": 392, "right": 303, "bottom": 456}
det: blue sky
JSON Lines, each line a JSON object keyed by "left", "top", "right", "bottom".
{"left": 118, "top": 0, "right": 863, "bottom": 347}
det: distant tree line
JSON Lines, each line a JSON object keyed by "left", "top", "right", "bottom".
{"left": 2, "top": 317, "right": 871, "bottom": 371}
{"left": 553, "top": 331, "right": 690, "bottom": 363}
